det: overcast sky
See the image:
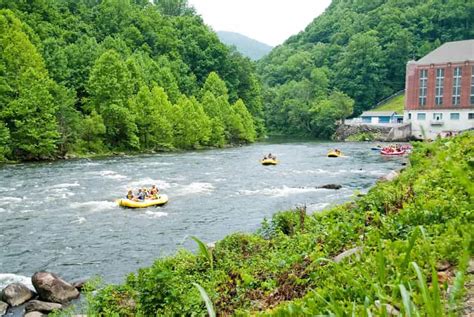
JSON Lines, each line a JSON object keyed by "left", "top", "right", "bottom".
{"left": 187, "top": 0, "right": 331, "bottom": 46}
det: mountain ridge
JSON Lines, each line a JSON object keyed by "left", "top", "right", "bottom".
{"left": 217, "top": 31, "right": 273, "bottom": 60}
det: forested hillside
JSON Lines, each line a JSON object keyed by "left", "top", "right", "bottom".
{"left": 217, "top": 31, "right": 273, "bottom": 60}
{"left": 0, "top": 0, "right": 263, "bottom": 161}
{"left": 258, "top": 0, "right": 473, "bottom": 138}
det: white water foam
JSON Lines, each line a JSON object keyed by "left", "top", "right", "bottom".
{"left": 144, "top": 211, "right": 168, "bottom": 218}
{"left": 146, "top": 162, "right": 174, "bottom": 166}
{"left": 70, "top": 200, "right": 117, "bottom": 212}
{"left": 0, "top": 197, "right": 23, "bottom": 207}
{"left": 0, "top": 274, "right": 35, "bottom": 291}
{"left": 50, "top": 182, "right": 80, "bottom": 189}
{"left": 238, "top": 186, "right": 326, "bottom": 197}
{"left": 94, "top": 170, "right": 128, "bottom": 180}
{"left": 127, "top": 178, "right": 172, "bottom": 190}
{"left": 0, "top": 208, "right": 5, "bottom": 213}
{"left": 307, "top": 202, "right": 330, "bottom": 213}
{"left": 289, "top": 168, "right": 329, "bottom": 175}
{"left": 70, "top": 216, "right": 87, "bottom": 224}
{"left": 176, "top": 182, "right": 214, "bottom": 195}
{"left": 1, "top": 197, "right": 23, "bottom": 203}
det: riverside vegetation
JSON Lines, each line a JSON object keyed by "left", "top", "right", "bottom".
{"left": 84, "top": 132, "right": 473, "bottom": 315}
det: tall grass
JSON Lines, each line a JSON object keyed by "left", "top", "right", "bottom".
{"left": 191, "top": 236, "right": 214, "bottom": 270}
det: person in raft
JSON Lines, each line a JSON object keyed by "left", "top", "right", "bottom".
{"left": 149, "top": 185, "right": 159, "bottom": 199}
{"left": 126, "top": 190, "right": 134, "bottom": 200}
{"left": 264, "top": 153, "right": 276, "bottom": 160}
{"left": 136, "top": 188, "right": 146, "bottom": 201}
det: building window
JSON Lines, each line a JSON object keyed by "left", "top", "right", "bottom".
{"left": 450, "top": 113, "right": 460, "bottom": 120}
{"left": 452, "top": 67, "right": 462, "bottom": 105}
{"left": 433, "top": 113, "right": 443, "bottom": 121}
{"left": 408, "top": 113, "right": 412, "bottom": 120}
{"left": 417, "top": 113, "right": 426, "bottom": 120}
{"left": 471, "top": 66, "right": 474, "bottom": 105}
{"left": 419, "top": 69, "right": 428, "bottom": 106}
{"left": 435, "top": 68, "right": 444, "bottom": 106}
{"left": 469, "top": 113, "right": 474, "bottom": 120}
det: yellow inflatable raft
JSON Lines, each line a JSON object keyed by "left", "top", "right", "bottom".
{"left": 260, "top": 158, "right": 278, "bottom": 165}
{"left": 117, "top": 194, "right": 169, "bottom": 208}
{"left": 327, "top": 150, "right": 342, "bottom": 158}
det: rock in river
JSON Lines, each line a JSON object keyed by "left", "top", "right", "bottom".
{"left": 32, "top": 272, "right": 79, "bottom": 304}
{"left": 25, "top": 300, "right": 63, "bottom": 313}
{"left": 0, "top": 301, "right": 8, "bottom": 315}
{"left": 1, "top": 283, "right": 35, "bottom": 306}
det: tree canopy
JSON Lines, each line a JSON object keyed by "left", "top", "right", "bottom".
{"left": 0, "top": 0, "right": 261, "bottom": 161}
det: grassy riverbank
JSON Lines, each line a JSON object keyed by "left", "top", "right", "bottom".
{"left": 86, "top": 132, "right": 473, "bottom": 316}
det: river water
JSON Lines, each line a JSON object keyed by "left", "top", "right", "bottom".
{"left": 0, "top": 140, "right": 405, "bottom": 285}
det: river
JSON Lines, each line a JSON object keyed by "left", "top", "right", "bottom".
{"left": 0, "top": 140, "right": 405, "bottom": 285}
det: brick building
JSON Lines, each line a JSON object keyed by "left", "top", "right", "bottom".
{"left": 404, "top": 39, "right": 474, "bottom": 139}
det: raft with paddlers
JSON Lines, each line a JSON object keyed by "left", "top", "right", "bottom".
{"left": 261, "top": 153, "right": 278, "bottom": 165}
{"left": 260, "top": 158, "right": 278, "bottom": 165}
{"left": 380, "top": 147, "right": 406, "bottom": 156}
{"left": 117, "top": 194, "right": 169, "bottom": 208}
{"left": 327, "top": 149, "right": 343, "bottom": 157}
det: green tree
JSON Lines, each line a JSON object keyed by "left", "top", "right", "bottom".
{"left": 88, "top": 50, "right": 132, "bottom": 112}
{"left": 0, "top": 121, "right": 10, "bottom": 160}
{"left": 309, "top": 99, "right": 339, "bottom": 138}
{"left": 329, "top": 89, "right": 354, "bottom": 124}
{"left": 173, "top": 96, "right": 210, "bottom": 148}
{"left": 131, "top": 85, "right": 173, "bottom": 150}
{"left": 334, "top": 31, "right": 385, "bottom": 114}
{"left": 0, "top": 10, "right": 61, "bottom": 160}
{"left": 232, "top": 99, "right": 256, "bottom": 143}
{"left": 7, "top": 69, "right": 60, "bottom": 160}
{"left": 200, "top": 92, "right": 226, "bottom": 147}
{"left": 77, "top": 110, "right": 106, "bottom": 153}
{"left": 154, "top": 0, "right": 194, "bottom": 16}
{"left": 88, "top": 50, "right": 138, "bottom": 149}
{"left": 101, "top": 104, "right": 139, "bottom": 149}
{"left": 201, "top": 71, "right": 228, "bottom": 99}
{"left": 52, "top": 84, "right": 81, "bottom": 155}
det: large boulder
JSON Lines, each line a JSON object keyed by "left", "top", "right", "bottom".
{"left": 1, "top": 283, "right": 35, "bottom": 306}
{"left": 32, "top": 272, "right": 79, "bottom": 304}
{"left": 25, "top": 300, "right": 63, "bottom": 313}
{"left": 0, "top": 301, "right": 8, "bottom": 315}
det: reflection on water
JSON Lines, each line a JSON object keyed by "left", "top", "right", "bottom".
{"left": 0, "top": 140, "right": 405, "bottom": 283}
